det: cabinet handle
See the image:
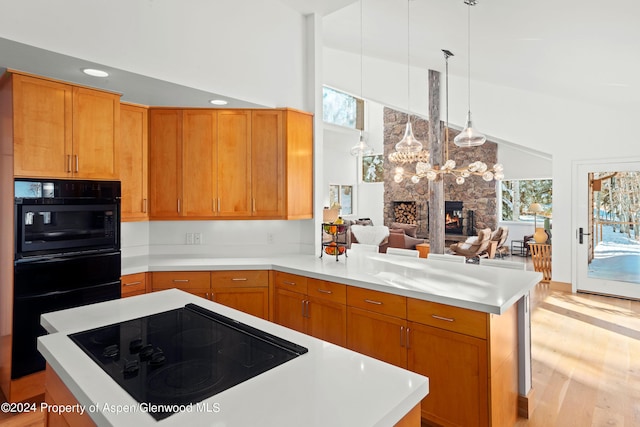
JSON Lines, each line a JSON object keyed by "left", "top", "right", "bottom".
{"left": 283, "top": 281, "right": 296, "bottom": 286}
{"left": 364, "top": 299, "right": 383, "bottom": 305}
{"left": 400, "top": 326, "right": 405, "bottom": 347}
{"left": 252, "top": 198, "right": 256, "bottom": 213}
{"left": 143, "top": 199, "right": 148, "bottom": 213}
{"left": 406, "top": 328, "right": 411, "bottom": 349}
{"left": 172, "top": 279, "right": 189, "bottom": 283}
{"left": 210, "top": 292, "right": 214, "bottom": 300}
{"left": 432, "top": 314, "right": 455, "bottom": 322}
{"left": 305, "top": 300, "right": 310, "bottom": 318}
{"left": 213, "top": 199, "right": 216, "bottom": 213}
{"left": 66, "top": 155, "right": 72, "bottom": 173}
{"left": 123, "top": 281, "right": 142, "bottom": 287}
{"left": 232, "top": 278, "right": 248, "bottom": 281}
{"left": 317, "top": 289, "right": 333, "bottom": 294}
{"left": 177, "top": 199, "right": 181, "bottom": 213}
{"left": 74, "top": 155, "right": 79, "bottom": 173}
{"left": 217, "top": 198, "right": 221, "bottom": 212}
{"left": 301, "top": 300, "right": 306, "bottom": 317}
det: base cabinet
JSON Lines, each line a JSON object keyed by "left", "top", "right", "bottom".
{"left": 121, "top": 272, "right": 147, "bottom": 298}
{"left": 407, "top": 321, "right": 489, "bottom": 426}
{"left": 273, "top": 272, "right": 346, "bottom": 347}
{"left": 150, "top": 271, "right": 269, "bottom": 319}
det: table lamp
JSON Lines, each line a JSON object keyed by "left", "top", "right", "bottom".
{"left": 529, "top": 203, "right": 547, "bottom": 243}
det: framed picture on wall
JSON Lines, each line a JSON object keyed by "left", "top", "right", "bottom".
{"left": 362, "top": 154, "right": 384, "bottom": 183}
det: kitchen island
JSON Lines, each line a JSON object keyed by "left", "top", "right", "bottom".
{"left": 38, "top": 289, "right": 428, "bottom": 426}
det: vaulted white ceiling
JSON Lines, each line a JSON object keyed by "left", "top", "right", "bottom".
{"left": 316, "top": 0, "right": 640, "bottom": 111}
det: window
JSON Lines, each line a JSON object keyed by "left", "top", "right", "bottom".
{"left": 501, "top": 179, "right": 552, "bottom": 222}
{"left": 322, "top": 86, "right": 364, "bottom": 130}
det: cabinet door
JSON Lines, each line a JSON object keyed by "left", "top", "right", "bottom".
{"left": 217, "top": 110, "right": 251, "bottom": 217}
{"left": 306, "top": 296, "right": 346, "bottom": 347}
{"left": 212, "top": 287, "right": 269, "bottom": 320}
{"left": 149, "top": 109, "right": 182, "bottom": 218}
{"left": 120, "top": 104, "right": 148, "bottom": 221}
{"left": 12, "top": 74, "right": 72, "bottom": 178}
{"left": 273, "top": 287, "right": 306, "bottom": 334}
{"left": 72, "top": 87, "right": 120, "bottom": 179}
{"left": 283, "top": 110, "right": 313, "bottom": 219}
{"left": 346, "top": 307, "right": 407, "bottom": 368}
{"left": 407, "top": 321, "right": 489, "bottom": 427}
{"left": 121, "top": 272, "right": 147, "bottom": 298}
{"left": 182, "top": 110, "right": 217, "bottom": 217}
{"left": 251, "top": 110, "right": 284, "bottom": 217}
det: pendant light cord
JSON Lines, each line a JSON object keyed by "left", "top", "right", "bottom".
{"left": 467, "top": 0, "right": 472, "bottom": 115}
{"left": 407, "top": 0, "right": 411, "bottom": 126}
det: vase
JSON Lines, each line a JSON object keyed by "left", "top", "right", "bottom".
{"left": 533, "top": 227, "right": 548, "bottom": 244}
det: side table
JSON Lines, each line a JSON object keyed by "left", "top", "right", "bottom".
{"left": 510, "top": 240, "right": 527, "bottom": 257}
{"left": 415, "top": 243, "right": 430, "bottom": 259}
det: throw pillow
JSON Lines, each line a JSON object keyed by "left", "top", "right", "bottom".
{"left": 390, "top": 222, "right": 417, "bottom": 238}
{"left": 458, "top": 236, "right": 478, "bottom": 250}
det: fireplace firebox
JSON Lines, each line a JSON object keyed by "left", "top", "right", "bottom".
{"left": 445, "top": 201, "right": 464, "bottom": 235}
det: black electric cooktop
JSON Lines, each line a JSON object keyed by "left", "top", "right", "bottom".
{"left": 69, "top": 303, "right": 308, "bottom": 420}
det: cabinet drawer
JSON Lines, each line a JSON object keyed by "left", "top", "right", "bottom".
{"left": 307, "top": 278, "right": 346, "bottom": 304}
{"left": 121, "top": 272, "right": 147, "bottom": 297}
{"left": 274, "top": 271, "right": 308, "bottom": 294}
{"left": 407, "top": 298, "right": 487, "bottom": 339}
{"left": 211, "top": 270, "right": 268, "bottom": 288}
{"left": 347, "top": 287, "right": 406, "bottom": 318}
{"left": 151, "top": 271, "right": 210, "bottom": 290}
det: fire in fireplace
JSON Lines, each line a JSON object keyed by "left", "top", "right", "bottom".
{"left": 445, "top": 201, "right": 464, "bottom": 235}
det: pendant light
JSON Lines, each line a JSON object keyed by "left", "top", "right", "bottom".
{"left": 453, "top": 0, "right": 486, "bottom": 147}
{"left": 350, "top": 0, "right": 374, "bottom": 157}
{"left": 394, "top": 0, "right": 423, "bottom": 154}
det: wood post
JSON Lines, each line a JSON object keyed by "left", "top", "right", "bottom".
{"left": 428, "top": 69, "right": 445, "bottom": 254}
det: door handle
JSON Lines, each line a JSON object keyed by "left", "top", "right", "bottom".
{"left": 578, "top": 227, "right": 591, "bottom": 244}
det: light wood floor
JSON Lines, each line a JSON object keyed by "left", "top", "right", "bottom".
{"left": 513, "top": 283, "right": 640, "bottom": 427}
{"left": 3, "top": 281, "right": 639, "bottom": 427}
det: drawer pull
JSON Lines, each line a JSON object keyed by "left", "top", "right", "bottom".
{"left": 172, "top": 279, "right": 190, "bottom": 283}
{"left": 406, "top": 328, "right": 411, "bottom": 349}
{"left": 400, "top": 326, "right": 405, "bottom": 347}
{"left": 317, "top": 289, "right": 333, "bottom": 294}
{"left": 283, "top": 281, "right": 297, "bottom": 286}
{"left": 364, "top": 299, "right": 383, "bottom": 305}
{"left": 232, "top": 278, "right": 248, "bottom": 281}
{"left": 123, "top": 281, "right": 142, "bottom": 287}
{"left": 432, "top": 314, "right": 455, "bottom": 322}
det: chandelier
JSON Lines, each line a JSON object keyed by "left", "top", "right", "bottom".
{"left": 392, "top": 48, "right": 504, "bottom": 185}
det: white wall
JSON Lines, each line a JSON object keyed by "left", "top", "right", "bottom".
{"left": 324, "top": 46, "right": 636, "bottom": 284}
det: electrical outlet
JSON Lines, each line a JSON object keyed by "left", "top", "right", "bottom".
{"left": 267, "top": 233, "right": 274, "bottom": 244}
{"left": 194, "top": 233, "right": 202, "bottom": 245}
{"left": 186, "top": 233, "right": 194, "bottom": 245}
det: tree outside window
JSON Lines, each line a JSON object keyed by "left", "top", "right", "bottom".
{"left": 501, "top": 179, "right": 552, "bottom": 221}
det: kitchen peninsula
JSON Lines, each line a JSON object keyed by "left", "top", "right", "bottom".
{"left": 41, "top": 254, "right": 541, "bottom": 426}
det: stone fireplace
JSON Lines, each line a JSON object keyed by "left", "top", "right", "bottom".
{"left": 383, "top": 107, "right": 498, "bottom": 237}
{"left": 445, "top": 201, "right": 464, "bottom": 235}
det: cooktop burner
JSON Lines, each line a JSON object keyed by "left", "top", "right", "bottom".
{"left": 69, "top": 303, "right": 308, "bottom": 420}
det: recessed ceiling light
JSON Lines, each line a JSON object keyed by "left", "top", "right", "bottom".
{"left": 209, "top": 99, "right": 228, "bottom": 105}
{"left": 82, "top": 68, "right": 109, "bottom": 77}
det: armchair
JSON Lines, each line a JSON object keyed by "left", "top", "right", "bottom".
{"left": 491, "top": 226, "right": 509, "bottom": 258}
{"left": 449, "top": 228, "right": 492, "bottom": 261}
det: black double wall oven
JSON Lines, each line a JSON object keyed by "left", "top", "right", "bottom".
{"left": 13, "top": 178, "right": 121, "bottom": 379}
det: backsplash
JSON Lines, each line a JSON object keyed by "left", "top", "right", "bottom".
{"left": 121, "top": 220, "right": 315, "bottom": 258}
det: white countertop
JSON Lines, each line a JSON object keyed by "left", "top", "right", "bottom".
{"left": 123, "top": 254, "right": 542, "bottom": 314}
{"left": 39, "top": 289, "right": 428, "bottom": 427}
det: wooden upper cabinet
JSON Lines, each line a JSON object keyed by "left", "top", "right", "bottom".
{"left": 71, "top": 87, "right": 120, "bottom": 179}
{"left": 217, "top": 110, "right": 251, "bottom": 217}
{"left": 283, "top": 109, "right": 313, "bottom": 219}
{"left": 182, "top": 110, "right": 217, "bottom": 217}
{"left": 120, "top": 104, "right": 148, "bottom": 221}
{"left": 12, "top": 73, "right": 120, "bottom": 179}
{"left": 12, "top": 74, "right": 72, "bottom": 178}
{"left": 149, "top": 109, "right": 182, "bottom": 219}
{"left": 251, "top": 110, "right": 284, "bottom": 217}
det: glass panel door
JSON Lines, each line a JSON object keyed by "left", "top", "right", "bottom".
{"left": 576, "top": 162, "right": 640, "bottom": 298}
